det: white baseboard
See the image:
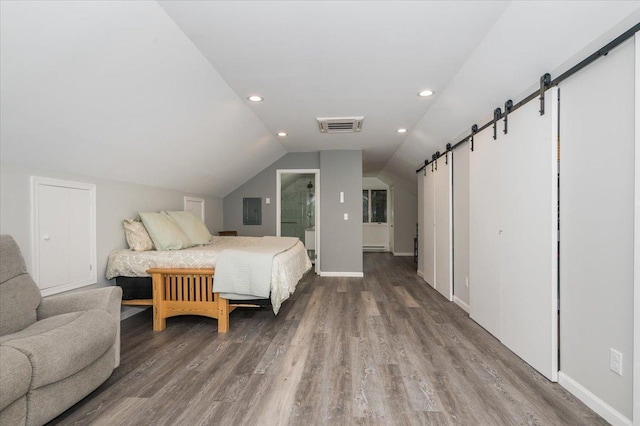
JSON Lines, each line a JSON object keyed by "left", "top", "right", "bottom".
{"left": 558, "top": 372, "right": 631, "bottom": 426}
{"left": 417, "top": 270, "right": 424, "bottom": 278}
{"left": 320, "top": 271, "right": 364, "bottom": 278}
{"left": 363, "top": 246, "right": 389, "bottom": 252}
{"left": 453, "top": 295, "right": 470, "bottom": 313}
{"left": 393, "top": 252, "right": 413, "bottom": 256}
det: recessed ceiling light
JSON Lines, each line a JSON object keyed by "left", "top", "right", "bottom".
{"left": 417, "top": 90, "right": 434, "bottom": 97}
{"left": 397, "top": 128, "right": 408, "bottom": 133}
{"left": 277, "top": 132, "right": 287, "bottom": 137}
{"left": 247, "top": 95, "right": 263, "bottom": 102}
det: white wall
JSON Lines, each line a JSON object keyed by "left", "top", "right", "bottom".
{"left": 0, "top": 1, "right": 285, "bottom": 198}
{"left": 0, "top": 161, "right": 223, "bottom": 319}
{"left": 392, "top": 185, "right": 417, "bottom": 256}
{"left": 558, "top": 38, "right": 635, "bottom": 422}
{"left": 362, "top": 225, "right": 389, "bottom": 250}
{"left": 363, "top": 177, "right": 390, "bottom": 250}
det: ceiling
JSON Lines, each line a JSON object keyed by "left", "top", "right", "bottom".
{"left": 158, "top": 1, "right": 509, "bottom": 178}
{"left": 2, "top": 1, "right": 640, "bottom": 196}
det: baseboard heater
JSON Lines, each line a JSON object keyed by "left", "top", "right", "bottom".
{"left": 363, "top": 245, "right": 387, "bottom": 252}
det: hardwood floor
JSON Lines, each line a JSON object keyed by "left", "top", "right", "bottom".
{"left": 50, "top": 253, "right": 605, "bottom": 425}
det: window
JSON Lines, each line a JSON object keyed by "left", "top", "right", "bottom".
{"left": 362, "top": 189, "right": 387, "bottom": 223}
{"left": 362, "top": 190, "right": 369, "bottom": 222}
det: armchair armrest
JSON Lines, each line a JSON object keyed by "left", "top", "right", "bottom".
{"left": 37, "top": 286, "right": 123, "bottom": 368}
{"left": 37, "top": 286, "right": 122, "bottom": 319}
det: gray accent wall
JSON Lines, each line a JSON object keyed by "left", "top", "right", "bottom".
{"left": 392, "top": 185, "right": 417, "bottom": 255}
{"left": 0, "top": 161, "right": 223, "bottom": 318}
{"left": 223, "top": 152, "right": 320, "bottom": 236}
{"left": 320, "top": 150, "right": 363, "bottom": 274}
{"left": 223, "top": 150, "right": 363, "bottom": 275}
{"left": 452, "top": 144, "right": 470, "bottom": 308}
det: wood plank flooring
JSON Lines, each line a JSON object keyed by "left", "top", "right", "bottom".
{"left": 49, "top": 253, "right": 606, "bottom": 425}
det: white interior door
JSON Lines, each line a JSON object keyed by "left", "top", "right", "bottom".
{"left": 184, "top": 196, "right": 205, "bottom": 221}
{"left": 499, "top": 88, "right": 558, "bottom": 381}
{"left": 434, "top": 154, "right": 453, "bottom": 301}
{"left": 33, "top": 177, "right": 96, "bottom": 296}
{"left": 423, "top": 165, "right": 436, "bottom": 287}
{"left": 469, "top": 127, "right": 501, "bottom": 339}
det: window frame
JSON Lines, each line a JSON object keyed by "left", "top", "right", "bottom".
{"left": 362, "top": 188, "right": 388, "bottom": 224}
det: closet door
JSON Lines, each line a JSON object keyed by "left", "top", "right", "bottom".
{"left": 469, "top": 127, "right": 501, "bottom": 338}
{"left": 434, "top": 154, "right": 453, "bottom": 301}
{"left": 423, "top": 165, "right": 436, "bottom": 287}
{"left": 417, "top": 173, "right": 424, "bottom": 275}
{"left": 499, "top": 88, "right": 558, "bottom": 381}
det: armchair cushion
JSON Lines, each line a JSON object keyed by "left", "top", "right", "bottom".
{"left": 1, "top": 309, "right": 116, "bottom": 389}
{"left": 37, "top": 286, "right": 123, "bottom": 368}
{"left": 0, "top": 346, "right": 31, "bottom": 411}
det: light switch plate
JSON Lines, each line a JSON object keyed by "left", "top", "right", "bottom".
{"left": 344, "top": 213, "right": 348, "bottom": 220}
{"left": 265, "top": 198, "right": 270, "bottom": 204}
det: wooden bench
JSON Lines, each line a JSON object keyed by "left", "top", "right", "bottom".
{"left": 148, "top": 268, "right": 231, "bottom": 333}
{"left": 120, "top": 268, "right": 267, "bottom": 333}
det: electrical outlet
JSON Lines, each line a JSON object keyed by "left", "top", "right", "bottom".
{"left": 343, "top": 213, "right": 348, "bottom": 220}
{"left": 610, "top": 349, "right": 623, "bottom": 376}
{"left": 465, "top": 276, "right": 469, "bottom": 288}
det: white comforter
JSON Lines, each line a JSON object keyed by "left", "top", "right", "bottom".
{"left": 105, "top": 236, "right": 312, "bottom": 314}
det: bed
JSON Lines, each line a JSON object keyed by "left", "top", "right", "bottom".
{"left": 106, "top": 236, "right": 312, "bottom": 332}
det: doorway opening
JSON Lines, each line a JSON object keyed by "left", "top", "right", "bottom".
{"left": 276, "top": 169, "right": 320, "bottom": 274}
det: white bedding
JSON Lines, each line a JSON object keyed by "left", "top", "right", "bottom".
{"left": 106, "top": 236, "right": 312, "bottom": 314}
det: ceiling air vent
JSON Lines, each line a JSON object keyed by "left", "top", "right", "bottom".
{"left": 317, "top": 117, "right": 364, "bottom": 134}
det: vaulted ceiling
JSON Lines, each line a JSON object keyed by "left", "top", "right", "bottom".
{"left": 2, "top": 1, "right": 639, "bottom": 196}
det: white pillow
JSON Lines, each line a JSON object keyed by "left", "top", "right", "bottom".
{"left": 165, "top": 211, "right": 212, "bottom": 246}
{"left": 139, "top": 212, "right": 192, "bottom": 251}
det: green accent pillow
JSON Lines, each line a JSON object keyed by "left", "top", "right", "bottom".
{"left": 139, "top": 212, "right": 192, "bottom": 251}
{"left": 165, "top": 210, "right": 212, "bottom": 246}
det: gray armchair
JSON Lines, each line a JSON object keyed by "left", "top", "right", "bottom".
{"left": 0, "top": 235, "right": 122, "bottom": 426}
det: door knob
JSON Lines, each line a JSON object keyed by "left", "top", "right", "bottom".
{"left": 43, "top": 234, "right": 50, "bottom": 241}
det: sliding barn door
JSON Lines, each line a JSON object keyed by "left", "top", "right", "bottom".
{"left": 423, "top": 166, "right": 436, "bottom": 287}
{"left": 499, "top": 88, "right": 558, "bottom": 381}
{"left": 469, "top": 127, "right": 501, "bottom": 338}
{"left": 417, "top": 172, "right": 425, "bottom": 275}
{"left": 434, "top": 154, "right": 453, "bottom": 301}
{"left": 469, "top": 89, "right": 558, "bottom": 380}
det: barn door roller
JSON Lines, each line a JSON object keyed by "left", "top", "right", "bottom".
{"left": 539, "top": 73, "right": 552, "bottom": 115}
{"left": 493, "top": 108, "right": 502, "bottom": 140}
{"left": 503, "top": 100, "right": 513, "bottom": 134}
